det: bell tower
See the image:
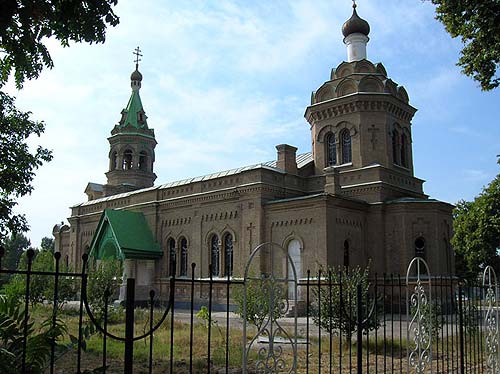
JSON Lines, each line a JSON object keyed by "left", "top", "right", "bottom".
{"left": 304, "top": 4, "right": 425, "bottom": 202}
{"left": 104, "top": 47, "right": 157, "bottom": 196}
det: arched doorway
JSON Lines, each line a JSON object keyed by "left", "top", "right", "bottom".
{"left": 287, "top": 239, "right": 301, "bottom": 300}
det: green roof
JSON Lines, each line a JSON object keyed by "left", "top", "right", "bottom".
{"left": 90, "top": 209, "right": 162, "bottom": 260}
{"left": 120, "top": 90, "right": 148, "bottom": 130}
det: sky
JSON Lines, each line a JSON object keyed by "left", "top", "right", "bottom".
{"left": 6, "top": 0, "right": 500, "bottom": 248}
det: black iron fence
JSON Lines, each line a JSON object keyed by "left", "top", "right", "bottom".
{"left": 0, "top": 246, "right": 499, "bottom": 374}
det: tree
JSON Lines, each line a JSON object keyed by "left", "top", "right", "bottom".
{"left": 86, "top": 259, "right": 122, "bottom": 320}
{"left": 40, "top": 236, "right": 54, "bottom": 252}
{"left": 2, "top": 249, "right": 78, "bottom": 305}
{"left": 312, "top": 265, "right": 379, "bottom": 341}
{"left": 452, "top": 160, "right": 500, "bottom": 278}
{"left": 0, "top": 0, "right": 119, "bottom": 238}
{"left": 0, "top": 93, "right": 53, "bottom": 237}
{"left": 430, "top": 0, "right": 500, "bottom": 90}
{"left": 0, "top": 233, "right": 31, "bottom": 286}
{"left": 233, "top": 277, "right": 286, "bottom": 331}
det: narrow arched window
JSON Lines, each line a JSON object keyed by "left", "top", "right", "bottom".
{"left": 341, "top": 130, "right": 352, "bottom": 164}
{"left": 180, "top": 237, "right": 188, "bottom": 277}
{"left": 223, "top": 233, "right": 233, "bottom": 277}
{"left": 210, "top": 234, "right": 220, "bottom": 277}
{"left": 343, "top": 240, "right": 350, "bottom": 271}
{"left": 401, "top": 133, "right": 408, "bottom": 168}
{"left": 168, "top": 238, "right": 176, "bottom": 276}
{"left": 123, "top": 150, "right": 133, "bottom": 170}
{"left": 111, "top": 151, "right": 118, "bottom": 170}
{"left": 392, "top": 130, "right": 399, "bottom": 165}
{"left": 326, "top": 133, "right": 336, "bottom": 166}
{"left": 139, "top": 151, "right": 148, "bottom": 171}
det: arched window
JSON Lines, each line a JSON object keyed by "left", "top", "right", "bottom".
{"left": 401, "top": 133, "right": 408, "bottom": 168}
{"left": 210, "top": 234, "right": 220, "bottom": 277}
{"left": 326, "top": 133, "right": 337, "bottom": 166}
{"left": 168, "top": 238, "right": 176, "bottom": 276}
{"left": 180, "top": 237, "right": 188, "bottom": 277}
{"left": 139, "top": 151, "right": 148, "bottom": 171}
{"left": 392, "top": 130, "right": 399, "bottom": 165}
{"left": 123, "top": 150, "right": 133, "bottom": 170}
{"left": 343, "top": 240, "right": 350, "bottom": 270}
{"left": 223, "top": 233, "right": 233, "bottom": 277}
{"left": 287, "top": 239, "right": 301, "bottom": 300}
{"left": 341, "top": 130, "right": 352, "bottom": 164}
{"left": 111, "top": 151, "right": 118, "bottom": 170}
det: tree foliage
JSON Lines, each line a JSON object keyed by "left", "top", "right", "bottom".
{"left": 0, "top": 294, "right": 67, "bottom": 374}
{"left": 452, "top": 161, "right": 500, "bottom": 278}
{"left": 430, "top": 0, "right": 500, "bottom": 90}
{"left": 312, "top": 265, "right": 379, "bottom": 340}
{"left": 0, "top": 92, "right": 53, "bottom": 237}
{"left": 233, "top": 277, "right": 286, "bottom": 331}
{"left": 0, "top": 233, "right": 31, "bottom": 286}
{"left": 0, "top": 0, "right": 120, "bottom": 89}
{"left": 2, "top": 249, "right": 78, "bottom": 305}
{"left": 40, "top": 236, "right": 54, "bottom": 252}
{"left": 0, "top": 0, "right": 119, "bottom": 237}
{"left": 86, "top": 259, "right": 122, "bottom": 320}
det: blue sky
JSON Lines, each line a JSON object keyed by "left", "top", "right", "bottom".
{"left": 7, "top": 0, "right": 500, "bottom": 247}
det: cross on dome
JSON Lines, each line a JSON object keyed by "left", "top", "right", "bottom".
{"left": 130, "top": 46, "right": 143, "bottom": 87}
{"left": 133, "top": 46, "right": 143, "bottom": 70}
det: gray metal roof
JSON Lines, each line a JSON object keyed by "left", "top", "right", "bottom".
{"left": 85, "top": 182, "right": 104, "bottom": 192}
{"left": 74, "top": 152, "right": 313, "bottom": 208}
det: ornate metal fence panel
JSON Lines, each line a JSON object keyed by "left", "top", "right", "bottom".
{"left": 482, "top": 265, "right": 500, "bottom": 374}
{"left": 242, "top": 242, "right": 298, "bottom": 374}
{"left": 406, "top": 256, "right": 433, "bottom": 374}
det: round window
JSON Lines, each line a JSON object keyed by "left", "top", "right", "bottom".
{"left": 415, "top": 237, "right": 425, "bottom": 252}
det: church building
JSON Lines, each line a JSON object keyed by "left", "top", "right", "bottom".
{"left": 54, "top": 5, "right": 454, "bottom": 298}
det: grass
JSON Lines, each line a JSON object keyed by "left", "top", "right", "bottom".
{"left": 24, "top": 304, "right": 491, "bottom": 373}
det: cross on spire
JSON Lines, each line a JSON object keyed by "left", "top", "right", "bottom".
{"left": 352, "top": 0, "right": 357, "bottom": 9}
{"left": 133, "top": 46, "right": 142, "bottom": 70}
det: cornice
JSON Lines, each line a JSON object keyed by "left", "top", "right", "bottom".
{"left": 304, "top": 93, "right": 417, "bottom": 125}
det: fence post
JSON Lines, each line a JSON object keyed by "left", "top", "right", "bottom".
{"left": 124, "top": 278, "right": 135, "bottom": 374}
{"left": 458, "top": 284, "right": 465, "bottom": 374}
{"left": 357, "top": 284, "right": 363, "bottom": 374}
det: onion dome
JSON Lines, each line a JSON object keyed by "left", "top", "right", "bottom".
{"left": 342, "top": 3, "right": 370, "bottom": 37}
{"left": 131, "top": 69, "right": 143, "bottom": 82}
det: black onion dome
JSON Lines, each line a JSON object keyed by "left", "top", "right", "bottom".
{"left": 131, "top": 69, "right": 143, "bottom": 81}
{"left": 342, "top": 5, "right": 370, "bottom": 37}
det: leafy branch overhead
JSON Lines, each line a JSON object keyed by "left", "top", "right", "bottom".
{"left": 0, "top": 1, "right": 119, "bottom": 237}
{"left": 0, "top": 0, "right": 119, "bottom": 89}
{"left": 430, "top": 0, "right": 500, "bottom": 90}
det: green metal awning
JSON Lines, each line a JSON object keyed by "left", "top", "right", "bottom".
{"left": 89, "top": 209, "right": 162, "bottom": 260}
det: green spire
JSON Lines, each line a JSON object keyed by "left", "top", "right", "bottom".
{"left": 111, "top": 48, "right": 155, "bottom": 139}
{"left": 119, "top": 89, "right": 148, "bottom": 129}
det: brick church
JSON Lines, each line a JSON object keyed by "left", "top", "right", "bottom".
{"left": 54, "top": 5, "right": 454, "bottom": 297}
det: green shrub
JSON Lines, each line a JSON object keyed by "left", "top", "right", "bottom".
{"left": 86, "top": 259, "right": 122, "bottom": 320}
{"left": 409, "top": 302, "right": 443, "bottom": 342}
{"left": 233, "top": 277, "right": 286, "bottom": 331}
{"left": 312, "top": 265, "right": 380, "bottom": 340}
{"left": 0, "top": 295, "right": 66, "bottom": 374}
